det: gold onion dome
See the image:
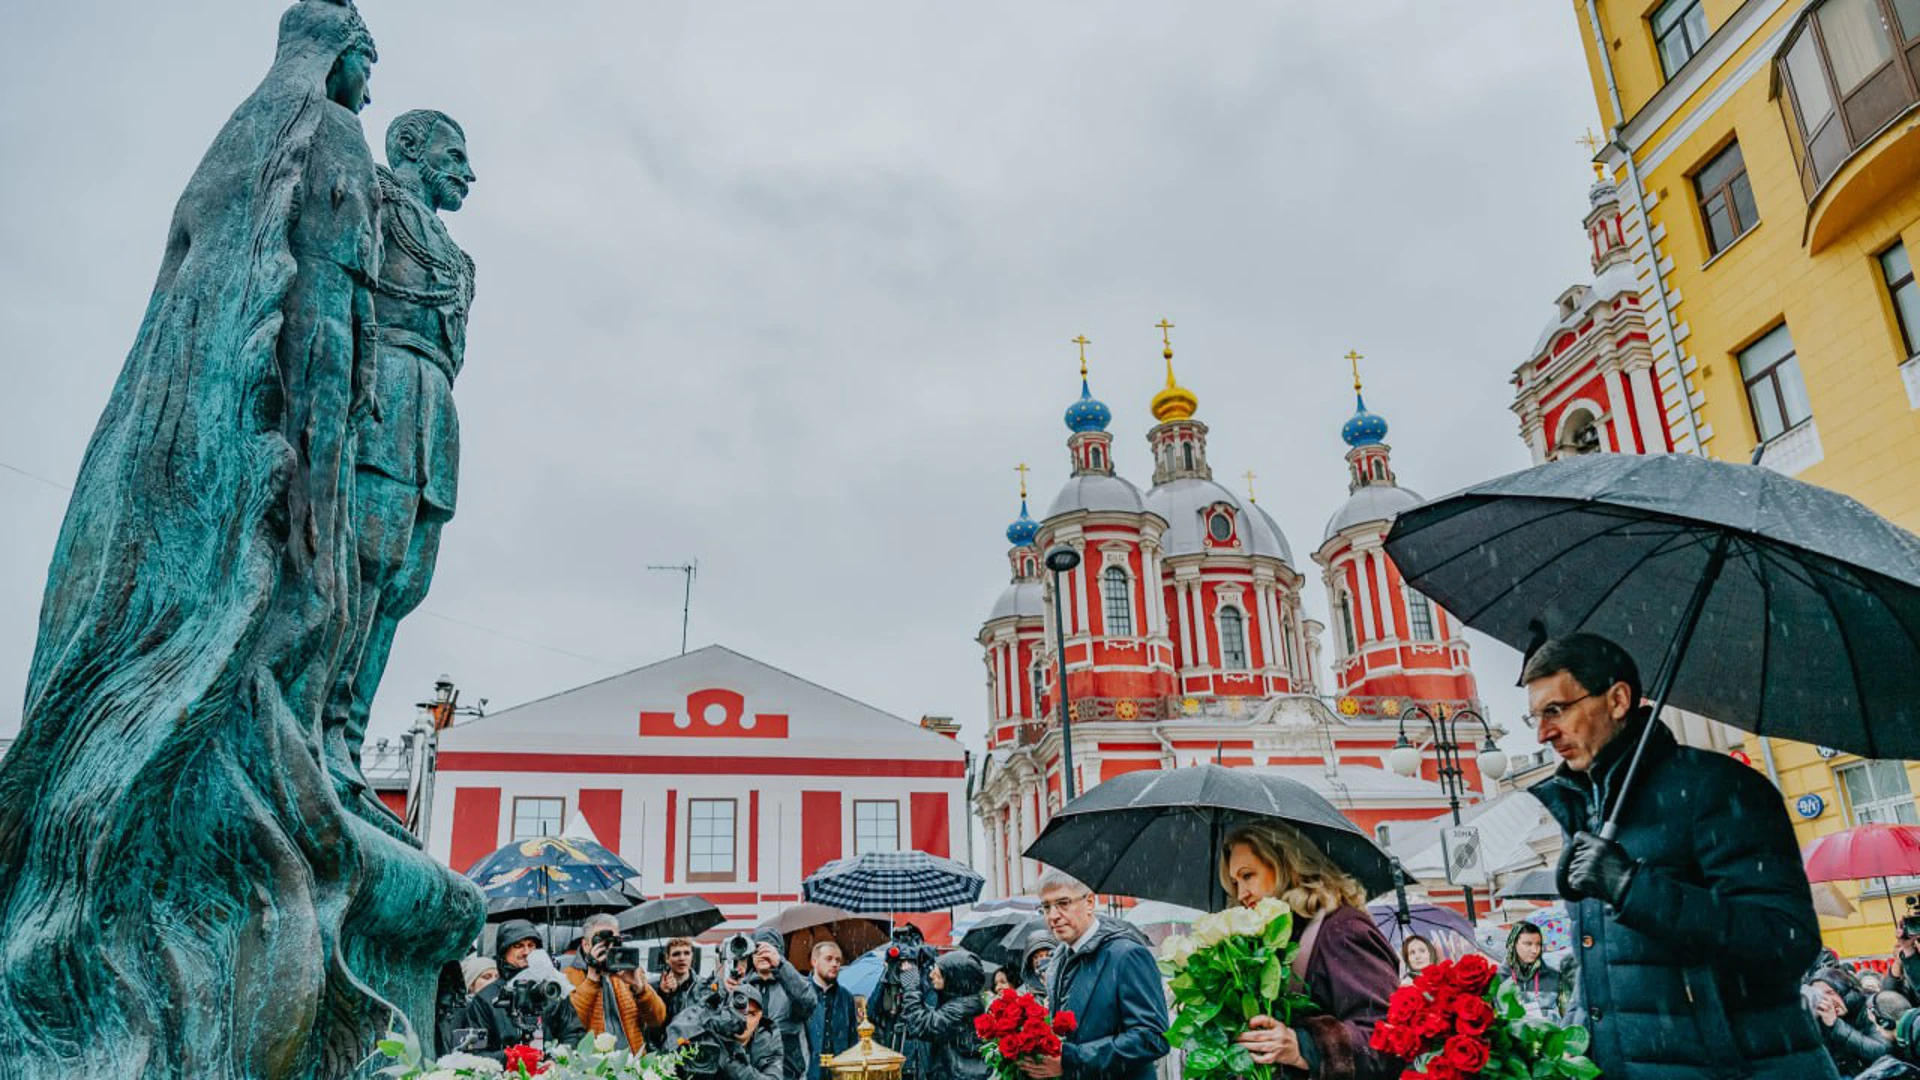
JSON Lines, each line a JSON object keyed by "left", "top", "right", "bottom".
{"left": 1149, "top": 318, "right": 1197, "bottom": 422}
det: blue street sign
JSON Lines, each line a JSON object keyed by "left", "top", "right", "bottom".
{"left": 1796, "top": 793, "right": 1826, "bottom": 819}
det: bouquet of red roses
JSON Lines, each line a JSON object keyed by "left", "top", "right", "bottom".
{"left": 974, "top": 988, "right": 1077, "bottom": 1080}
{"left": 503, "top": 1043, "right": 547, "bottom": 1076}
{"left": 1368, "top": 954, "right": 1598, "bottom": 1080}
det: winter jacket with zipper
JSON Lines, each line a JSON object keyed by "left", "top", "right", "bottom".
{"left": 750, "top": 927, "right": 819, "bottom": 1080}
{"left": 1530, "top": 715, "right": 1839, "bottom": 1080}
{"left": 1046, "top": 918, "right": 1170, "bottom": 1080}
{"left": 899, "top": 953, "right": 990, "bottom": 1080}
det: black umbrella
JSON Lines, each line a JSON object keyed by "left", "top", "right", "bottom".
{"left": 1021, "top": 764, "right": 1396, "bottom": 910}
{"left": 1496, "top": 868, "right": 1561, "bottom": 901}
{"left": 617, "top": 895, "right": 724, "bottom": 940}
{"left": 958, "top": 909, "right": 1033, "bottom": 963}
{"left": 1384, "top": 452, "right": 1920, "bottom": 834}
{"left": 484, "top": 884, "right": 645, "bottom": 924}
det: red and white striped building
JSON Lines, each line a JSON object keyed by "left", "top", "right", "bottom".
{"left": 975, "top": 336, "right": 1490, "bottom": 901}
{"left": 425, "top": 646, "right": 968, "bottom": 932}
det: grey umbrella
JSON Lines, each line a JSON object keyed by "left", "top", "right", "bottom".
{"left": 1496, "top": 868, "right": 1560, "bottom": 901}
{"left": 1383, "top": 452, "right": 1920, "bottom": 833}
{"left": 1021, "top": 764, "right": 1395, "bottom": 910}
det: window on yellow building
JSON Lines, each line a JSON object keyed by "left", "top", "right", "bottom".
{"left": 1653, "top": 0, "right": 1711, "bottom": 79}
{"left": 1838, "top": 761, "right": 1920, "bottom": 891}
{"left": 1777, "top": 0, "right": 1920, "bottom": 195}
{"left": 1839, "top": 760, "right": 1918, "bottom": 827}
{"left": 1738, "top": 325, "right": 1815, "bottom": 442}
{"left": 1695, "top": 141, "right": 1759, "bottom": 255}
{"left": 1882, "top": 242, "right": 1920, "bottom": 358}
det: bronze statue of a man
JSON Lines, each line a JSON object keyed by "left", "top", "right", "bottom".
{"left": 328, "top": 108, "right": 477, "bottom": 827}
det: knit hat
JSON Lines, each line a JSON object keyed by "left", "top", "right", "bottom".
{"left": 461, "top": 955, "right": 498, "bottom": 989}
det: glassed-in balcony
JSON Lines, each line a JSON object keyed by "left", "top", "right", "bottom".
{"left": 1775, "top": 0, "right": 1920, "bottom": 198}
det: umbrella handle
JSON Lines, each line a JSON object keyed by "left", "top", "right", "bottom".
{"left": 1600, "top": 535, "right": 1730, "bottom": 842}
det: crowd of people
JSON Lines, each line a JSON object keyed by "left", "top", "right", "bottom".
{"left": 426, "top": 632, "right": 1917, "bottom": 1080}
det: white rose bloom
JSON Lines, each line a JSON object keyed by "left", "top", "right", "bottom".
{"left": 433, "top": 1053, "right": 502, "bottom": 1074}
{"left": 1254, "top": 897, "right": 1291, "bottom": 924}
{"left": 422, "top": 1071, "right": 458, "bottom": 1080}
{"left": 1159, "top": 935, "right": 1197, "bottom": 965}
{"left": 595, "top": 1032, "right": 619, "bottom": 1054}
{"left": 1225, "top": 906, "right": 1268, "bottom": 938}
{"left": 1189, "top": 911, "right": 1226, "bottom": 948}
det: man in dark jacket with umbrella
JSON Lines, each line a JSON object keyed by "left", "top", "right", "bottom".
{"left": 1018, "top": 870, "right": 1168, "bottom": 1080}
{"left": 1525, "top": 633, "right": 1837, "bottom": 1079}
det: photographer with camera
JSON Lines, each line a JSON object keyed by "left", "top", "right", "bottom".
{"left": 722, "top": 930, "right": 817, "bottom": 1080}
{"left": 564, "top": 913, "right": 668, "bottom": 1051}
{"left": 666, "top": 978, "right": 785, "bottom": 1080}
{"left": 898, "top": 949, "right": 989, "bottom": 1080}
{"left": 464, "top": 924, "right": 587, "bottom": 1062}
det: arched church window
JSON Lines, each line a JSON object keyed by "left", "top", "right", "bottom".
{"left": 1183, "top": 443, "right": 1195, "bottom": 471}
{"left": 1220, "top": 606, "right": 1248, "bottom": 670}
{"left": 1371, "top": 460, "right": 1386, "bottom": 481}
{"left": 1338, "top": 593, "right": 1358, "bottom": 655}
{"left": 1090, "top": 445, "right": 1105, "bottom": 470}
{"left": 1281, "top": 611, "right": 1297, "bottom": 673}
{"left": 1031, "top": 662, "right": 1048, "bottom": 716}
{"left": 1406, "top": 590, "right": 1436, "bottom": 641}
{"left": 1102, "top": 566, "right": 1133, "bottom": 636}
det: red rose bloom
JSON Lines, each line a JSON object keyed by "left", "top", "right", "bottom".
{"left": 1385, "top": 987, "right": 1425, "bottom": 1026}
{"left": 1413, "top": 1006, "right": 1454, "bottom": 1042}
{"left": 1369, "top": 1022, "right": 1423, "bottom": 1060}
{"left": 1440, "top": 1033, "right": 1491, "bottom": 1073}
{"left": 1051, "top": 1011, "right": 1077, "bottom": 1035}
{"left": 1448, "top": 955, "right": 1497, "bottom": 996}
{"left": 1451, "top": 994, "right": 1496, "bottom": 1037}
{"left": 1422, "top": 1064, "right": 1461, "bottom": 1080}
{"left": 503, "top": 1044, "right": 545, "bottom": 1076}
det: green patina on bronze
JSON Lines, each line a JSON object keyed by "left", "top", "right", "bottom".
{"left": 0, "top": 2, "right": 484, "bottom": 1075}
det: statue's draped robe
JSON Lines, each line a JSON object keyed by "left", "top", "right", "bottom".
{"left": 0, "top": 3, "right": 482, "bottom": 1077}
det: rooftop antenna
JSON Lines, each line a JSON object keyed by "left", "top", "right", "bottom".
{"left": 648, "top": 560, "right": 698, "bottom": 655}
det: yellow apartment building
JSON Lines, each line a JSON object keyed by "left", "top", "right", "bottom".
{"left": 1568, "top": 0, "right": 1920, "bottom": 959}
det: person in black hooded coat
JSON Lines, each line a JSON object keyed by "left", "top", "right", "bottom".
{"left": 1525, "top": 633, "right": 1838, "bottom": 1080}
{"left": 899, "top": 949, "right": 990, "bottom": 1080}
{"left": 463, "top": 919, "right": 586, "bottom": 1059}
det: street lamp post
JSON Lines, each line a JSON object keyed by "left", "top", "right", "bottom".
{"left": 1044, "top": 545, "right": 1083, "bottom": 800}
{"left": 1388, "top": 704, "right": 1509, "bottom": 925}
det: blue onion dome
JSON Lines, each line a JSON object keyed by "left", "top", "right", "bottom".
{"left": 1341, "top": 393, "right": 1389, "bottom": 447}
{"left": 1064, "top": 375, "right": 1112, "bottom": 433}
{"left": 1005, "top": 499, "right": 1040, "bottom": 546}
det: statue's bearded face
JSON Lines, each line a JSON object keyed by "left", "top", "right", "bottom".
{"left": 416, "top": 122, "right": 475, "bottom": 212}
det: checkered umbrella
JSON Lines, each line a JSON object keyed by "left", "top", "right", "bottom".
{"left": 801, "top": 850, "right": 984, "bottom": 913}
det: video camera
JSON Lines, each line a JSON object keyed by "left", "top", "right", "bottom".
{"left": 1903, "top": 896, "right": 1920, "bottom": 939}
{"left": 722, "top": 932, "right": 758, "bottom": 979}
{"left": 869, "top": 925, "right": 938, "bottom": 1037}
{"left": 665, "top": 980, "right": 755, "bottom": 1077}
{"left": 504, "top": 976, "right": 566, "bottom": 1038}
{"left": 589, "top": 927, "right": 646, "bottom": 975}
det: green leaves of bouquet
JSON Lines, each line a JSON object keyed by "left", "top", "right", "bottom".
{"left": 1159, "top": 898, "right": 1316, "bottom": 1080}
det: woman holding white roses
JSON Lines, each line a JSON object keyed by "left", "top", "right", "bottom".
{"left": 1219, "top": 821, "right": 1403, "bottom": 1080}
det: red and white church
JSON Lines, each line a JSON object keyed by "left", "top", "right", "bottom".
{"left": 974, "top": 334, "right": 1493, "bottom": 902}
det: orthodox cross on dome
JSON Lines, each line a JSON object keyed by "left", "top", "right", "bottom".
{"left": 1072, "top": 334, "right": 1091, "bottom": 378}
{"left": 1346, "top": 349, "right": 1365, "bottom": 392}
{"left": 1156, "top": 318, "right": 1175, "bottom": 355}
{"left": 1244, "top": 469, "right": 1258, "bottom": 504}
{"left": 1578, "top": 128, "right": 1608, "bottom": 181}
{"left": 1014, "top": 462, "right": 1030, "bottom": 499}
{"left": 1150, "top": 317, "right": 1198, "bottom": 423}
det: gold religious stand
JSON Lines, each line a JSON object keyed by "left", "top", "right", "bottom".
{"left": 821, "top": 1002, "right": 906, "bottom": 1080}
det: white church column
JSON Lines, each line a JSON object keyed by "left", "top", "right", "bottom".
{"left": 1351, "top": 555, "right": 1378, "bottom": 642}
{"left": 1606, "top": 369, "right": 1637, "bottom": 452}
{"left": 1370, "top": 551, "right": 1398, "bottom": 639}
{"left": 1628, "top": 363, "right": 1667, "bottom": 453}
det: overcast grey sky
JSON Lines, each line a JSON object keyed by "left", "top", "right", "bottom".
{"left": 0, "top": 2, "right": 1597, "bottom": 750}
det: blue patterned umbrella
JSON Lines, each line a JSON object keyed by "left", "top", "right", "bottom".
{"left": 465, "top": 835, "right": 644, "bottom": 909}
{"left": 802, "top": 850, "right": 983, "bottom": 913}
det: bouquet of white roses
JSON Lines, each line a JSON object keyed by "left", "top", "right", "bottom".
{"left": 373, "top": 1029, "right": 683, "bottom": 1080}
{"left": 1158, "top": 898, "right": 1315, "bottom": 1080}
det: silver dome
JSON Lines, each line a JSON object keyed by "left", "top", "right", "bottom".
{"left": 987, "top": 580, "right": 1045, "bottom": 622}
{"left": 1145, "top": 477, "right": 1294, "bottom": 565}
{"left": 1045, "top": 473, "right": 1147, "bottom": 518}
{"left": 1322, "top": 483, "right": 1425, "bottom": 544}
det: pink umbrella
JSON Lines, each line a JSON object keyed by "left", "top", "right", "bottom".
{"left": 1802, "top": 823, "right": 1920, "bottom": 923}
